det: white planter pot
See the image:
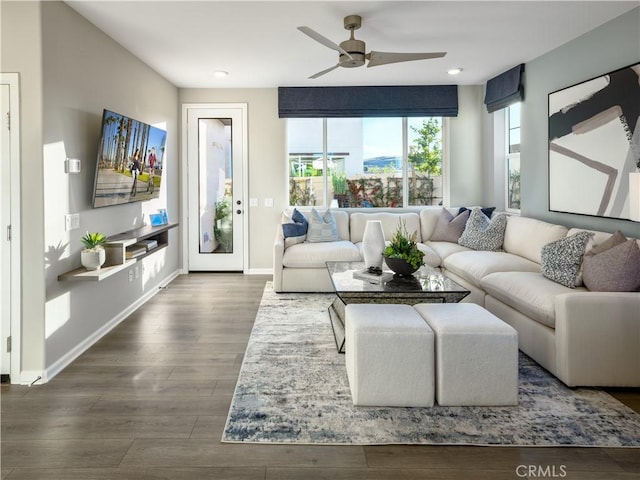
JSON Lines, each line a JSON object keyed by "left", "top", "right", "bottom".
{"left": 81, "top": 247, "right": 106, "bottom": 271}
{"left": 362, "top": 220, "right": 385, "bottom": 269}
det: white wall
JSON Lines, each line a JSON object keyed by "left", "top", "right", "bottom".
{"left": 449, "top": 85, "right": 485, "bottom": 206}
{"left": 520, "top": 7, "right": 640, "bottom": 238}
{"left": 1, "top": 0, "right": 46, "bottom": 379}
{"left": 180, "top": 86, "right": 487, "bottom": 270}
{"left": 179, "top": 88, "right": 286, "bottom": 272}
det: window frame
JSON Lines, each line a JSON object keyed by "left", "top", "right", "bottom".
{"left": 286, "top": 117, "right": 448, "bottom": 209}
{"left": 505, "top": 103, "right": 521, "bottom": 214}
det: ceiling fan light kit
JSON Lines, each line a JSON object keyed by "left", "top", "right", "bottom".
{"left": 299, "top": 14, "right": 447, "bottom": 79}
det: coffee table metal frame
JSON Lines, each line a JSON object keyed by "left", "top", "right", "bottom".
{"left": 326, "top": 261, "right": 470, "bottom": 353}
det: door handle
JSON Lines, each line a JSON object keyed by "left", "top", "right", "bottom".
{"left": 236, "top": 209, "right": 242, "bottom": 214}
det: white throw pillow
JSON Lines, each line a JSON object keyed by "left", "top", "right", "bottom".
{"left": 306, "top": 208, "right": 339, "bottom": 243}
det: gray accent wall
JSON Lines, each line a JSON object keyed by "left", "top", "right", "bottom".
{"left": 40, "top": 2, "right": 180, "bottom": 372}
{"left": 2, "top": 1, "right": 180, "bottom": 380}
{"left": 520, "top": 7, "right": 640, "bottom": 238}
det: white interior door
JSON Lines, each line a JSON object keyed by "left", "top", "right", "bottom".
{"left": 1, "top": 83, "right": 10, "bottom": 380}
{"left": 1, "top": 74, "right": 21, "bottom": 384}
{"left": 186, "top": 105, "right": 247, "bottom": 271}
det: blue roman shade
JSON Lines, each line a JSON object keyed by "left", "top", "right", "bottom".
{"left": 484, "top": 64, "right": 525, "bottom": 113}
{"left": 278, "top": 85, "right": 459, "bottom": 118}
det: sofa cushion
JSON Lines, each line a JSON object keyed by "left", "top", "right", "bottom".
{"left": 426, "top": 241, "right": 470, "bottom": 262}
{"left": 430, "top": 208, "right": 470, "bottom": 242}
{"left": 541, "top": 231, "right": 594, "bottom": 288}
{"left": 417, "top": 243, "right": 442, "bottom": 268}
{"left": 282, "top": 240, "right": 361, "bottom": 268}
{"left": 444, "top": 250, "right": 540, "bottom": 288}
{"left": 503, "top": 216, "right": 568, "bottom": 264}
{"left": 481, "top": 272, "right": 588, "bottom": 329}
{"left": 458, "top": 208, "right": 507, "bottom": 251}
{"left": 419, "top": 207, "right": 450, "bottom": 240}
{"left": 350, "top": 212, "right": 422, "bottom": 243}
{"left": 583, "top": 239, "right": 640, "bottom": 292}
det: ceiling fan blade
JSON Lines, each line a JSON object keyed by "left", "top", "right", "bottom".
{"left": 367, "top": 51, "right": 447, "bottom": 67}
{"left": 309, "top": 64, "right": 341, "bottom": 79}
{"left": 298, "top": 26, "right": 352, "bottom": 59}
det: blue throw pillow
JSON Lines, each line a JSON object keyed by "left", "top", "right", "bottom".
{"left": 458, "top": 206, "right": 496, "bottom": 218}
{"left": 282, "top": 208, "right": 308, "bottom": 238}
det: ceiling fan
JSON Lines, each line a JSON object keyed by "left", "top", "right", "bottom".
{"left": 298, "top": 14, "right": 446, "bottom": 79}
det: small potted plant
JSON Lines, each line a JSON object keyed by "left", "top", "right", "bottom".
{"left": 80, "top": 231, "right": 108, "bottom": 271}
{"left": 383, "top": 221, "right": 425, "bottom": 276}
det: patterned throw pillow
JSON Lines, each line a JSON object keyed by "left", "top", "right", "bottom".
{"left": 282, "top": 209, "right": 308, "bottom": 247}
{"left": 540, "top": 231, "right": 594, "bottom": 288}
{"left": 583, "top": 239, "right": 640, "bottom": 292}
{"left": 306, "top": 208, "right": 339, "bottom": 243}
{"left": 431, "top": 208, "right": 470, "bottom": 242}
{"left": 458, "top": 208, "right": 507, "bottom": 251}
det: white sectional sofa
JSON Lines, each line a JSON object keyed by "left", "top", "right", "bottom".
{"left": 273, "top": 207, "right": 640, "bottom": 387}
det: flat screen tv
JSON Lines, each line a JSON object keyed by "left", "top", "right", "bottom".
{"left": 92, "top": 109, "right": 167, "bottom": 208}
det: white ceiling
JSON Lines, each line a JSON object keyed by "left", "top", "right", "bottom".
{"left": 65, "top": 1, "right": 638, "bottom": 88}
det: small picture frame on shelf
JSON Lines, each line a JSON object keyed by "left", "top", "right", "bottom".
{"left": 158, "top": 208, "right": 168, "bottom": 224}
{"left": 149, "top": 213, "right": 164, "bottom": 227}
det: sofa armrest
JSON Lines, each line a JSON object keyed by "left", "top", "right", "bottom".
{"left": 555, "top": 292, "right": 640, "bottom": 387}
{"left": 273, "top": 225, "right": 285, "bottom": 292}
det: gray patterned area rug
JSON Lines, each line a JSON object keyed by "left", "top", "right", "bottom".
{"left": 222, "top": 284, "right": 640, "bottom": 446}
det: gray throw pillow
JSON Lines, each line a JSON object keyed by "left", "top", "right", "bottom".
{"left": 540, "top": 231, "right": 594, "bottom": 288}
{"left": 306, "top": 208, "right": 339, "bottom": 243}
{"left": 431, "top": 208, "right": 470, "bottom": 242}
{"left": 458, "top": 208, "right": 507, "bottom": 251}
{"left": 583, "top": 239, "right": 640, "bottom": 292}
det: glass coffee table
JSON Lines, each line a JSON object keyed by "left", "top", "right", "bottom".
{"left": 326, "top": 261, "right": 470, "bottom": 353}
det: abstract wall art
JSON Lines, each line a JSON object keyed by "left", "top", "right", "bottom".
{"left": 548, "top": 63, "right": 640, "bottom": 220}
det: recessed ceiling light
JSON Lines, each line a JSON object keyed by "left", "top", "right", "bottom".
{"left": 213, "top": 70, "right": 229, "bottom": 78}
{"left": 447, "top": 68, "right": 463, "bottom": 75}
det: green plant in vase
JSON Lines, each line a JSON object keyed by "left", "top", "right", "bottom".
{"left": 383, "top": 221, "right": 425, "bottom": 275}
{"left": 81, "top": 231, "right": 108, "bottom": 250}
{"left": 80, "top": 231, "right": 108, "bottom": 271}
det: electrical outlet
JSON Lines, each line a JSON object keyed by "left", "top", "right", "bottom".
{"left": 65, "top": 213, "right": 80, "bottom": 231}
{"left": 128, "top": 270, "right": 134, "bottom": 283}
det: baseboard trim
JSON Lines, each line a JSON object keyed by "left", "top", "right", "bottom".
{"left": 43, "top": 269, "right": 181, "bottom": 383}
{"left": 18, "top": 370, "right": 46, "bottom": 386}
{"left": 245, "top": 268, "right": 273, "bottom": 275}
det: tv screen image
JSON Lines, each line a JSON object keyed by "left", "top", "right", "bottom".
{"left": 92, "top": 109, "right": 167, "bottom": 208}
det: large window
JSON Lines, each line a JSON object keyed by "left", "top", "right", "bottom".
{"left": 287, "top": 117, "right": 444, "bottom": 208}
{"left": 506, "top": 103, "right": 521, "bottom": 212}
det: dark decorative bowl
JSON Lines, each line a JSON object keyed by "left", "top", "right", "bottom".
{"left": 383, "top": 255, "right": 419, "bottom": 276}
{"left": 384, "top": 274, "right": 422, "bottom": 291}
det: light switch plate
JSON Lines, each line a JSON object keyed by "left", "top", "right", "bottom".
{"left": 249, "top": 198, "right": 258, "bottom": 207}
{"left": 65, "top": 213, "right": 80, "bottom": 231}
{"left": 65, "top": 158, "right": 81, "bottom": 173}
{"left": 264, "top": 198, "right": 274, "bottom": 207}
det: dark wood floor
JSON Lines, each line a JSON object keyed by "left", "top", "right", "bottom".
{"left": 1, "top": 273, "right": 638, "bottom": 479}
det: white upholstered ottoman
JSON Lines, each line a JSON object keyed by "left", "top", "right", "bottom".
{"left": 345, "top": 304, "right": 435, "bottom": 407}
{"left": 414, "top": 303, "right": 518, "bottom": 406}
